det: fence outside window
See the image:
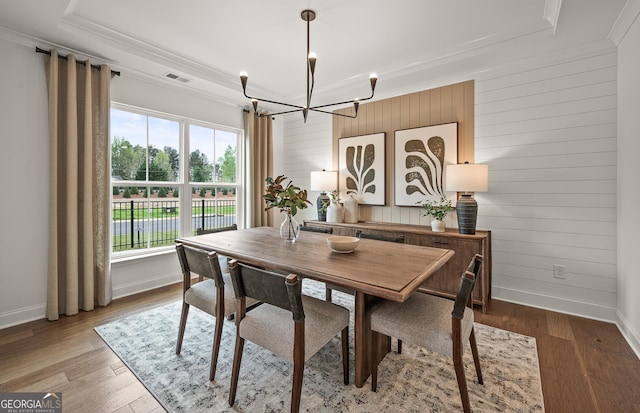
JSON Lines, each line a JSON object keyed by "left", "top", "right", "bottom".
{"left": 112, "top": 199, "right": 237, "bottom": 251}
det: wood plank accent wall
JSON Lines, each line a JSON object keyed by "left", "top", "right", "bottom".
{"left": 474, "top": 48, "right": 617, "bottom": 319}
{"left": 331, "top": 80, "right": 475, "bottom": 224}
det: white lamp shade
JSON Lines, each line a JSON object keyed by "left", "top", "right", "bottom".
{"left": 310, "top": 170, "right": 337, "bottom": 191}
{"left": 445, "top": 163, "right": 489, "bottom": 192}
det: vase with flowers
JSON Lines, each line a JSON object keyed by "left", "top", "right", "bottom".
{"left": 326, "top": 190, "right": 343, "bottom": 223}
{"left": 419, "top": 196, "right": 454, "bottom": 233}
{"left": 263, "top": 175, "right": 312, "bottom": 242}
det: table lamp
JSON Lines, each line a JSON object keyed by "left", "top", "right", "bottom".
{"left": 310, "top": 170, "right": 337, "bottom": 221}
{"left": 445, "top": 162, "right": 489, "bottom": 234}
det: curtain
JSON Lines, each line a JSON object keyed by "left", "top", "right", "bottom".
{"left": 243, "top": 110, "right": 273, "bottom": 227}
{"left": 45, "top": 49, "right": 112, "bottom": 320}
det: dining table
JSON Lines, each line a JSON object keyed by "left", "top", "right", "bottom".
{"left": 176, "top": 226, "right": 454, "bottom": 388}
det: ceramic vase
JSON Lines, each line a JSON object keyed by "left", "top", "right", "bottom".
{"left": 431, "top": 219, "right": 446, "bottom": 233}
{"left": 343, "top": 195, "right": 359, "bottom": 223}
{"left": 326, "top": 200, "right": 343, "bottom": 223}
{"left": 280, "top": 212, "right": 300, "bottom": 242}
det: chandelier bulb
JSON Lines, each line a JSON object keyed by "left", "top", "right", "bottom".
{"left": 240, "top": 71, "right": 248, "bottom": 93}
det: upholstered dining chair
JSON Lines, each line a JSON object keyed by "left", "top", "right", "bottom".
{"left": 174, "top": 243, "right": 257, "bottom": 381}
{"left": 325, "top": 231, "right": 405, "bottom": 303}
{"left": 370, "top": 254, "right": 484, "bottom": 413}
{"left": 227, "top": 259, "right": 350, "bottom": 413}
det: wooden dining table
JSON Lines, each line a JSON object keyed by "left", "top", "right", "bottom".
{"left": 176, "top": 226, "right": 454, "bottom": 387}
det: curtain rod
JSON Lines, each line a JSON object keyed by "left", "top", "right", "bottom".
{"left": 36, "top": 47, "right": 121, "bottom": 77}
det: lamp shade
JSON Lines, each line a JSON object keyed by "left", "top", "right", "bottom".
{"left": 445, "top": 163, "right": 489, "bottom": 192}
{"left": 310, "top": 170, "right": 337, "bottom": 191}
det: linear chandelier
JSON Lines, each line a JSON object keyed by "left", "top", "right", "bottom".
{"left": 240, "top": 9, "right": 377, "bottom": 123}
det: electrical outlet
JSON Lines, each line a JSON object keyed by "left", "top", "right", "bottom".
{"left": 553, "top": 264, "right": 566, "bottom": 279}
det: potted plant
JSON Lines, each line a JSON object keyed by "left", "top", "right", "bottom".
{"left": 419, "top": 196, "right": 454, "bottom": 232}
{"left": 263, "top": 175, "right": 312, "bottom": 242}
{"left": 326, "top": 190, "right": 343, "bottom": 223}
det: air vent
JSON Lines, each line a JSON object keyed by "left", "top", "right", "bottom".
{"left": 164, "top": 72, "right": 191, "bottom": 83}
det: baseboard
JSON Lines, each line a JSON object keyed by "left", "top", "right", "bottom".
{"left": 0, "top": 303, "right": 46, "bottom": 330}
{"left": 616, "top": 310, "right": 640, "bottom": 360}
{"left": 492, "top": 286, "right": 640, "bottom": 360}
{"left": 112, "top": 272, "right": 181, "bottom": 300}
{"left": 492, "top": 286, "right": 618, "bottom": 323}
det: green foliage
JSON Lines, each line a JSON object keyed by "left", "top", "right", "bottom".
{"left": 191, "top": 187, "right": 196, "bottom": 194}
{"left": 129, "top": 187, "right": 138, "bottom": 195}
{"left": 143, "top": 187, "right": 148, "bottom": 197}
{"left": 199, "top": 187, "right": 206, "bottom": 197}
{"left": 190, "top": 150, "right": 213, "bottom": 182}
{"left": 123, "top": 188, "right": 131, "bottom": 198}
{"left": 172, "top": 188, "right": 179, "bottom": 197}
{"left": 419, "top": 197, "right": 454, "bottom": 221}
{"left": 263, "top": 175, "right": 311, "bottom": 216}
{"left": 158, "top": 187, "right": 168, "bottom": 198}
{"left": 218, "top": 145, "right": 236, "bottom": 182}
{"left": 222, "top": 188, "right": 228, "bottom": 195}
{"left": 113, "top": 186, "right": 120, "bottom": 196}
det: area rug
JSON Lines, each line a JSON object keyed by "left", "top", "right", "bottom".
{"left": 95, "top": 280, "right": 544, "bottom": 412}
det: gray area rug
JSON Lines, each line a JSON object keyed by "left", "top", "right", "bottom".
{"left": 95, "top": 280, "right": 544, "bottom": 412}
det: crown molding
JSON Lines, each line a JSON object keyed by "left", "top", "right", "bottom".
{"left": 543, "top": 0, "right": 563, "bottom": 34}
{"left": 608, "top": 0, "right": 640, "bottom": 45}
{"left": 57, "top": 11, "right": 282, "bottom": 100}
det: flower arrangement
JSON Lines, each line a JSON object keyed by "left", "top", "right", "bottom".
{"left": 263, "top": 175, "right": 312, "bottom": 216}
{"left": 419, "top": 196, "right": 454, "bottom": 221}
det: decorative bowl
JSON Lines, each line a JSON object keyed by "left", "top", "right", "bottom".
{"left": 327, "top": 236, "right": 360, "bottom": 253}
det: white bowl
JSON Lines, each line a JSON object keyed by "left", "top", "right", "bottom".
{"left": 327, "top": 236, "right": 360, "bottom": 253}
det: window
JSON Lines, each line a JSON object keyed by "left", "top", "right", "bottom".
{"left": 110, "top": 104, "right": 243, "bottom": 254}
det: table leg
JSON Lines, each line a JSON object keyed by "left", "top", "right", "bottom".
{"left": 354, "top": 291, "right": 389, "bottom": 388}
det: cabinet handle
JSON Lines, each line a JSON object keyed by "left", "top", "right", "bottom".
{"left": 432, "top": 239, "right": 448, "bottom": 245}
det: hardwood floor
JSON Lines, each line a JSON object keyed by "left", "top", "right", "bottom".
{"left": 1, "top": 284, "right": 639, "bottom": 412}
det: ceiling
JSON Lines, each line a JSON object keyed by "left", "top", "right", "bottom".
{"left": 0, "top": 0, "right": 628, "bottom": 112}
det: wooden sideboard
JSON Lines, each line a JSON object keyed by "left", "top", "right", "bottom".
{"left": 303, "top": 220, "right": 492, "bottom": 312}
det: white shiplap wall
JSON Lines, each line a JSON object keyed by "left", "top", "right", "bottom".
{"left": 475, "top": 48, "right": 618, "bottom": 320}
{"left": 282, "top": 114, "right": 334, "bottom": 224}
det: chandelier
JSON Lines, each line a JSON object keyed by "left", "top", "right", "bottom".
{"left": 240, "top": 9, "right": 377, "bottom": 123}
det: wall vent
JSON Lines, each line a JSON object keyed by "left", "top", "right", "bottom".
{"left": 164, "top": 72, "right": 190, "bottom": 83}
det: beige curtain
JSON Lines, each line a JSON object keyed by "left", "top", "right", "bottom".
{"left": 243, "top": 110, "right": 273, "bottom": 227}
{"left": 45, "top": 49, "right": 112, "bottom": 320}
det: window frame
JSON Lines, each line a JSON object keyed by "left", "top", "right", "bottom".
{"left": 110, "top": 102, "right": 244, "bottom": 259}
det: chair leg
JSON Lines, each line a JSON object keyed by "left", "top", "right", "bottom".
{"left": 453, "top": 344, "right": 471, "bottom": 413}
{"left": 228, "top": 336, "right": 245, "bottom": 407}
{"left": 469, "top": 327, "right": 483, "bottom": 385}
{"left": 291, "top": 354, "right": 304, "bottom": 413}
{"left": 397, "top": 339, "right": 402, "bottom": 354}
{"left": 325, "top": 286, "right": 333, "bottom": 302}
{"left": 371, "top": 330, "right": 379, "bottom": 392}
{"left": 341, "top": 326, "right": 349, "bottom": 385}
{"left": 175, "top": 302, "right": 189, "bottom": 354}
{"left": 209, "top": 316, "right": 224, "bottom": 381}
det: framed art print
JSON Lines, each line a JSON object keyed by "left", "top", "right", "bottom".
{"left": 338, "top": 132, "right": 385, "bottom": 205}
{"left": 394, "top": 122, "right": 457, "bottom": 206}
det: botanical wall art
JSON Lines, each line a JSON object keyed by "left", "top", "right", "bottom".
{"left": 338, "top": 132, "right": 385, "bottom": 205}
{"left": 394, "top": 122, "right": 458, "bottom": 206}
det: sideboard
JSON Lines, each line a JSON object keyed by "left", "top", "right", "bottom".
{"left": 303, "top": 220, "right": 492, "bottom": 312}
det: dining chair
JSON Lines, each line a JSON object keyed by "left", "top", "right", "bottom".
{"left": 227, "top": 259, "right": 350, "bottom": 413}
{"left": 195, "top": 223, "right": 238, "bottom": 235}
{"left": 195, "top": 224, "right": 237, "bottom": 272}
{"left": 370, "top": 254, "right": 484, "bottom": 413}
{"left": 174, "top": 243, "right": 257, "bottom": 381}
{"left": 298, "top": 224, "right": 333, "bottom": 234}
{"left": 325, "top": 231, "right": 405, "bottom": 303}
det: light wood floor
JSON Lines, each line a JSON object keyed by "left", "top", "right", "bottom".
{"left": 1, "top": 283, "right": 639, "bottom": 412}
